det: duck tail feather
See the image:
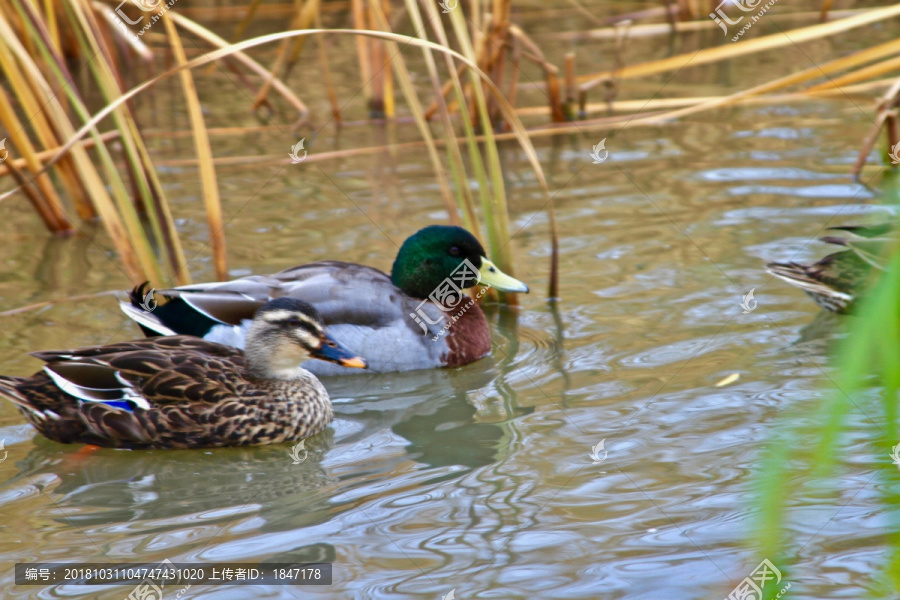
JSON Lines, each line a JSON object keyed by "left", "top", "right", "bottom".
{"left": 118, "top": 299, "right": 177, "bottom": 337}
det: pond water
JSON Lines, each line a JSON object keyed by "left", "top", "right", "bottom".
{"left": 0, "top": 5, "right": 894, "bottom": 599}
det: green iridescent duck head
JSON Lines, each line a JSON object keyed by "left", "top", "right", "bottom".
{"left": 390, "top": 225, "right": 529, "bottom": 299}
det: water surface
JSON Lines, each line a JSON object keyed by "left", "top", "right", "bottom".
{"left": 0, "top": 6, "right": 894, "bottom": 598}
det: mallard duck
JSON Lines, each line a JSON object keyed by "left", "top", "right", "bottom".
{"left": 119, "top": 225, "right": 529, "bottom": 375}
{"left": 0, "top": 298, "right": 366, "bottom": 449}
{"left": 766, "top": 224, "right": 891, "bottom": 313}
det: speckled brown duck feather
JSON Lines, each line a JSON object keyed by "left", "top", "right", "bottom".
{"left": 0, "top": 299, "right": 366, "bottom": 450}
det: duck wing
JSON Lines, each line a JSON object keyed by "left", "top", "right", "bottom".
{"left": 178, "top": 261, "right": 407, "bottom": 327}
{"left": 31, "top": 337, "right": 247, "bottom": 406}
{"left": 271, "top": 261, "right": 412, "bottom": 327}
{"left": 124, "top": 261, "right": 435, "bottom": 338}
{"left": 30, "top": 335, "right": 242, "bottom": 363}
{"left": 9, "top": 337, "right": 249, "bottom": 447}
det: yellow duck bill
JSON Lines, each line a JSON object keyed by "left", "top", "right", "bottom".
{"left": 477, "top": 258, "right": 530, "bottom": 293}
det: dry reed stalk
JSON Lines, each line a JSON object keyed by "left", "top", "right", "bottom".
{"left": 1, "top": 142, "right": 69, "bottom": 233}
{"left": 64, "top": 0, "right": 165, "bottom": 283}
{"left": 147, "top": 76, "right": 896, "bottom": 173}
{"left": 0, "top": 84, "right": 72, "bottom": 231}
{"left": 508, "top": 24, "right": 564, "bottom": 122}
{"left": 553, "top": 8, "right": 863, "bottom": 40}
{"left": 252, "top": 0, "right": 319, "bottom": 111}
{"left": 168, "top": 12, "right": 309, "bottom": 118}
{"left": 807, "top": 56, "right": 900, "bottom": 93}
{"left": 852, "top": 73, "right": 900, "bottom": 180}
{"left": 366, "top": 0, "right": 457, "bottom": 220}
{"left": 380, "top": 0, "right": 393, "bottom": 117}
{"left": 2, "top": 1, "right": 89, "bottom": 221}
{"left": 0, "top": 130, "right": 119, "bottom": 177}
{"left": 405, "top": 0, "right": 473, "bottom": 229}
{"left": 579, "top": 4, "right": 900, "bottom": 85}
{"left": 176, "top": 1, "right": 348, "bottom": 21}
{"left": 163, "top": 14, "right": 226, "bottom": 281}
{"left": 314, "top": 7, "right": 340, "bottom": 122}
{"left": 564, "top": 52, "right": 575, "bottom": 120}
{"left": 351, "top": 0, "right": 374, "bottom": 112}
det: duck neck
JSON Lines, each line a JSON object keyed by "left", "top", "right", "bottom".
{"left": 244, "top": 325, "right": 315, "bottom": 381}
{"left": 247, "top": 356, "right": 312, "bottom": 381}
{"left": 439, "top": 297, "right": 491, "bottom": 367}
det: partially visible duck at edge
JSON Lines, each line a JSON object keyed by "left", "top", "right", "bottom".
{"left": 0, "top": 298, "right": 366, "bottom": 449}
{"left": 766, "top": 223, "right": 891, "bottom": 314}
{"left": 120, "top": 225, "right": 530, "bottom": 375}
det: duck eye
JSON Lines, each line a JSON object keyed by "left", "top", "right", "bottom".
{"left": 449, "top": 246, "right": 461, "bottom": 256}
{"left": 286, "top": 316, "right": 301, "bottom": 327}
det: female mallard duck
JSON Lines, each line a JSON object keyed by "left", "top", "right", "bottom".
{"left": 0, "top": 298, "right": 366, "bottom": 449}
{"left": 766, "top": 224, "right": 890, "bottom": 313}
{"left": 119, "top": 225, "right": 529, "bottom": 375}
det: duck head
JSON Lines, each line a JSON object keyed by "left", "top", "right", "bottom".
{"left": 390, "top": 225, "right": 529, "bottom": 299}
{"left": 245, "top": 298, "right": 366, "bottom": 380}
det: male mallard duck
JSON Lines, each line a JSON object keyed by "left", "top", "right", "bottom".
{"left": 0, "top": 298, "right": 366, "bottom": 449}
{"left": 119, "top": 225, "right": 529, "bottom": 375}
{"left": 766, "top": 224, "right": 891, "bottom": 313}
